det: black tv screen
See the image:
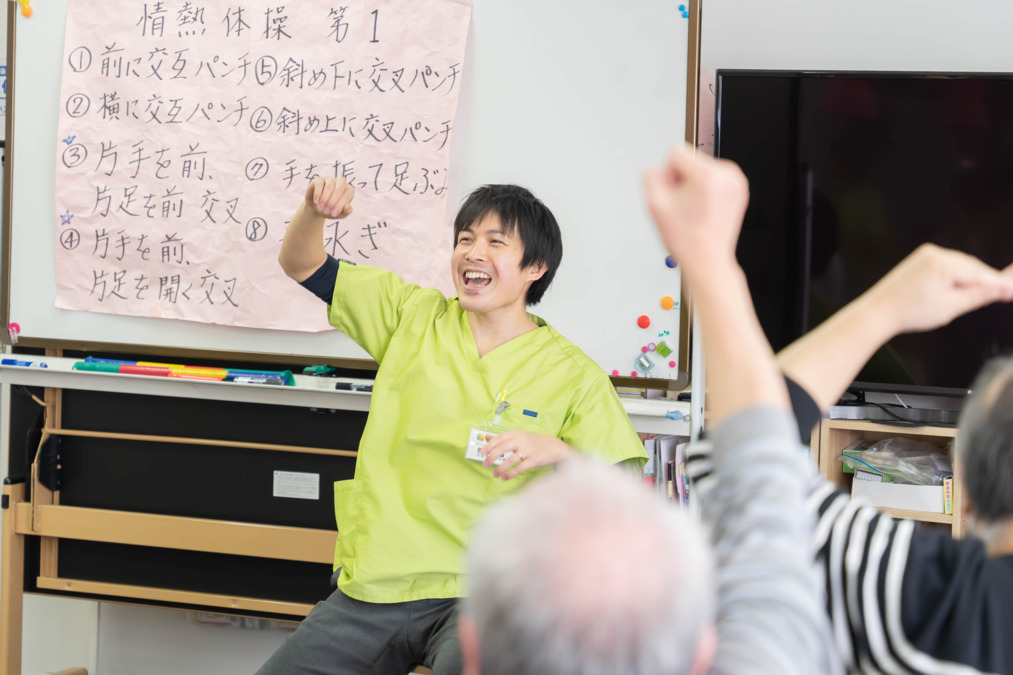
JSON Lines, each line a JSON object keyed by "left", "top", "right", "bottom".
{"left": 716, "top": 70, "right": 1013, "bottom": 395}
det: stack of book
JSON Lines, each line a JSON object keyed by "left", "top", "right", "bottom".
{"left": 642, "top": 434, "right": 690, "bottom": 507}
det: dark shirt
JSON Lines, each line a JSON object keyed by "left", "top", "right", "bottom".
{"left": 786, "top": 375, "right": 821, "bottom": 441}
{"left": 792, "top": 379, "right": 1013, "bottom": 674}
{"left": 300, "top": 255, "right": 340, "bottom": 303}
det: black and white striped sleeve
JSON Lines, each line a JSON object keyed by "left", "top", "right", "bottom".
{"left": 808, "top": 481, "right": 1002, "bottom": 675}
{"left": 688, "top": 442, "right": 1004, "bottom": 675}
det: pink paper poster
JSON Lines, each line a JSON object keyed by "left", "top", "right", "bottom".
{"left": 54, "top": 0, "right": 471, "bottom": 331}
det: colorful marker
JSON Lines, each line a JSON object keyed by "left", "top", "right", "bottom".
{"left": 1, "top": 359, "right": 48, "bottom": 368}
{"left": 170, "top": 367, "right": 229, "bottom": 379}
{"left": 73, "top": 362, "right": 120, "bottom": 373}
{"left": 167, "top": 370, "right": 227, "bottom": 381}
{"left": 119, "top": 364, "right": 173, "bottom": 376}
{"left": 226, "top": 369, "right": 296, "bottom": 386}
{"left": 137, "top": 360, "right": 186, "bottom": 369}
{"left": 79, "top": 357, "right": 293, "bottom": 386}
{"left": 231, "top": 376, "right": 287, "bottom": 385}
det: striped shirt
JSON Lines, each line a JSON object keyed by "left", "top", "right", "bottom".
{"left": 806, "top": 478, "right": 1012, "bottom": 675}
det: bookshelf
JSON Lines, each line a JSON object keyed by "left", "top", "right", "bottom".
{"left": 814, "top": 419, "right": 964, "bottom": 537}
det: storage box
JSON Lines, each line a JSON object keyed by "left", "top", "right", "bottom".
{"left": 851, "top": 479, "right": 945, "bottom": 514}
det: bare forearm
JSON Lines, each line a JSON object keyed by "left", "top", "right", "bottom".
{"left": 278, "top": 201, "right": 328, "bottom": 282}
{"left": 779, "top": 244, "right": 1013, "bottom": 411}
{"left": 687, "top": 262, "right": 789, "bottom": 426}
{"left": 776, "top": 287, "right": 897, "bottom": 411}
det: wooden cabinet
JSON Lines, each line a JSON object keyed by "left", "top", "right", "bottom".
{"left": 1, "top": 357, "right": 689, "bottom": 675}
{"left": 814, "top": 419, "right": 965, "bottom": 538}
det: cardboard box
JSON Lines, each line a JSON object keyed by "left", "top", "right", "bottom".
{"left": 851, "top": 479, "right": 945, "bottom": 514}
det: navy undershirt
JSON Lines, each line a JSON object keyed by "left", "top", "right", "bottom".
{"left": 785, "top": 375, "right": 821, "bottom": 441}
{"left": 299, "top": 255, "right": 340, "bottom": 303}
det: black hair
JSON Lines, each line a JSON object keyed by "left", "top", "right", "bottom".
{"left": 453, "top": 185, "right": 563, "bottom": 306}
{"left": 956, "top": 355, "right": 1013, "bottom": 521}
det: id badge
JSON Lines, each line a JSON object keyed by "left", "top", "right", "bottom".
{"left": 465, "top": 425, "right": 514, "bottom": 465}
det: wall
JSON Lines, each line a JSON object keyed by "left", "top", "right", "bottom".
{"left": 21, "top": 0, "right": 1007, "bottom": 672}
{"left": 96, "top": 605, "right": 288, "bottom": 675}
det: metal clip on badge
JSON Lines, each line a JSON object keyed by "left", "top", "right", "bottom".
{"left": 492, "top": 400, "right": 510, "bottom": 425}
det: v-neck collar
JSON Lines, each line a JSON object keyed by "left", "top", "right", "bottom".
{"left": 459, "top": 305, "right": 548, "bottom": 364}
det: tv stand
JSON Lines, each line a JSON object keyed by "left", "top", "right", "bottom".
{"left": 828, "top": 404, "right": 959, "bottom": 426}
{"left": 814, "top": 419, "right": 964, "bottom": 537}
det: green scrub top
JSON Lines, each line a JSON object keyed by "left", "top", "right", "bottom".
{"left": 328, "top": 263, "right": 647, "bottom": 603}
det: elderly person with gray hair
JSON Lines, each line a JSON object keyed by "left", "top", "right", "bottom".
{"left": 460, "top": 459, "right": 716, "bottom": 675}
{"left": 459, "top": 148, "right": 841, "bottom": 675}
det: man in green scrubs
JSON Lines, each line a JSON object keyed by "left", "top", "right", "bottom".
{"left": 257, "top": 177, "right": 647, "bottom": 674}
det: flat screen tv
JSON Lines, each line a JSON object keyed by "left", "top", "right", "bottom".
{"left": 716, "top": 70, "right": 1013, "bottom": 396}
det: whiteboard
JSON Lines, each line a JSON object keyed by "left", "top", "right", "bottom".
{"left": 4, "top": 0, "right": 690, "bottom": 373}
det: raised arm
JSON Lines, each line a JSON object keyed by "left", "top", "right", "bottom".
{"left": 278, "top": 176, "right": 355, "bottom": 282}
{"left": 646, "top": 147, "right": 839, "bottom": 674}
{"left": 777, "top": 244, "right": 1013, "bottom": 411}
{"left": 658, "top": 156, "right": 1013, "bottom": 673}
{"left": 644, "top": 147, "right": 788, "bottom": 422}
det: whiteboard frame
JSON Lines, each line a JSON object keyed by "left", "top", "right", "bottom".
{"left": 1, "top": 0, "right": 700, "bottom": 382}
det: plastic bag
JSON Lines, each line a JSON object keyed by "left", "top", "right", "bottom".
{"left": 842, "top": 437, "right": 952, "bottom": 486}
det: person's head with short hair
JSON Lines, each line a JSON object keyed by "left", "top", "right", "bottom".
{"left": 459, "top": 458, "right": 717, "bottom": 675}
{"left": 955, "top": 354, "right": 1013, "bottom": 527}
{"left": 451, "top": 185, "right": 563, "bottom": 309}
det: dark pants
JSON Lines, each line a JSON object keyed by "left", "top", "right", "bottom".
{"left": 256, "top": 577, "right": 463, "bottom": 675}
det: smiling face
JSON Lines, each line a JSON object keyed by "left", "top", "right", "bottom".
{"left": 451, "top": 213, "right": 546, "bottom": 318}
